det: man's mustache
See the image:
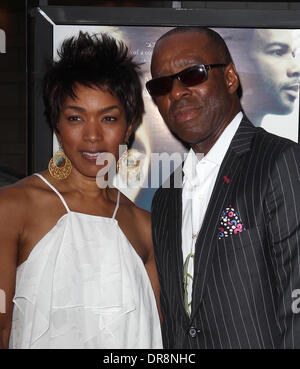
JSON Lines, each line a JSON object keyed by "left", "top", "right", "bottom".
{"left": 170, "top": 98, "right": 199, "bottom": 115}
{"left": 281, "top": 80, "right": 300, "bottom": 91}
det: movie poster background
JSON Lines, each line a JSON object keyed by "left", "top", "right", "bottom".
{"left": 54, "top": 26, "right": 300, "bottom": 211}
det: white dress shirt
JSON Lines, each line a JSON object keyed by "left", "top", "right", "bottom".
{"left": 182, "top": 111, "right": 243, "bottom": 315}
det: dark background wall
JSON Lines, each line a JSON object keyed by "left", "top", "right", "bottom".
{"left": 0, "top": 0, "right": 26, "bottom": 186}
{"left": 0, "top": 0, "right": 299, "bottom": 187}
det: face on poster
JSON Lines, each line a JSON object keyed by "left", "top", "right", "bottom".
{"left": 217, "top": 28, "right": 300, "bottom": 141}
{"left": 53, "top": 26, "right": 300, "bottom": 211}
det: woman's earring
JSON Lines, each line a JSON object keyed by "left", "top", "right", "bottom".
{"left": 117, "top": 145, "right": 144, "bottom": 186}
{"left": 48, "top": 145, "right": 72, "bottom": 180}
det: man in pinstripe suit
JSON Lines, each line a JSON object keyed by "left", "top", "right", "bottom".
{"left": 147, "top": 27, "right": 300, "bottom": 348}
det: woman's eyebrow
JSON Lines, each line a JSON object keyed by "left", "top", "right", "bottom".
{"left": 99, "top": 105, "right": 122, "bottom": 113}
{"left": 64, "top": 105, "right": 121, "bottom": 113}
{"left": 64, "top": 105, "right": 85, "bottom": 111}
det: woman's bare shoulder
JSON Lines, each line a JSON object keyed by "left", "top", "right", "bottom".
{"left": 119, "top": 192, "right": 151, "bottom": 222}
{"left": 119, "top": 192, "right": 152, "bottom": 241}
{"left": 0, "top": 172, "right": 47, "bottom": 209}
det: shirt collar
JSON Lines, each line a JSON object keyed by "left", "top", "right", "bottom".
{"left": 183, "top": 148, "right": 200, "bottom": 183}
{"left": 183, "top": 111, "right": 243, "bottom": 180}
{"left": 205, "top": 111, "right": 243, "bottom": 165}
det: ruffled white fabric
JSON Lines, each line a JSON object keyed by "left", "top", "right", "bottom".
{"left": 9, "top": 177, "right": 162, "bottom": 349}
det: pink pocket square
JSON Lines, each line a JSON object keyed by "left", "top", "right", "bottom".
{"left": 218, "top": 205, "right": 246, "bottom": 240}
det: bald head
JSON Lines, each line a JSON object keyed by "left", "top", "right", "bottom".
{"left": 152, "top": 27, "right": 233, "bottom": 72}
{"left": 148, "top": 27, "right": 242, "bottom": 154}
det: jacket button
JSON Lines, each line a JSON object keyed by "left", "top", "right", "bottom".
{"left": 189, "top": 327, "right": 198, "bottom": 338}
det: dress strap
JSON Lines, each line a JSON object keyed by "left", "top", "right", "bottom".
{"left": 112, "top": 190, "right": 120, "bottom": 220}
{"left": 34, "top": 173, "right": 70, "bottom": 213}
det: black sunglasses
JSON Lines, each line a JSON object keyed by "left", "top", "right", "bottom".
{"left": 146, "top": 63, "right": 227, "bottom": 97}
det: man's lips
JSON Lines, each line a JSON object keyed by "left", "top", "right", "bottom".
{"left": 282, "top": 84, "right": 299, "bottom": 99}
{"left": 173, "top": 107, "right": 200, "bottom": 123}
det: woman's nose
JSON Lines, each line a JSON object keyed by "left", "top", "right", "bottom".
{"left": 83, "top": 120, "right": 103, "bottom": 143}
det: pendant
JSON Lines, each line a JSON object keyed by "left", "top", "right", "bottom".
{"left": 192, "top": 233, "right": 198, "bottom": 240}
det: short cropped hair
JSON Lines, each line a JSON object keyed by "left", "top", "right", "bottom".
{"left": 155, "top": 26, "right": 233, "bottom": 65}
{"left": 43, "top": 31, "right": 144, "bottom": 132}
{"left": 154, "top": 26, "right": 243, "bottom": 98}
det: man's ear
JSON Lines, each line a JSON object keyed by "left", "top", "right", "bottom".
{"left": 225, "top": 62, "right": 240, "bottom": 94}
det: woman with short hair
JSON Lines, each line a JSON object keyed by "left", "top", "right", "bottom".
{"left": 0, "top": 32, "right": 162, "bottom": 349}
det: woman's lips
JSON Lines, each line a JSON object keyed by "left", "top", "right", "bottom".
{"left": 81, "top": 151, "right": 102, "bottom": 162}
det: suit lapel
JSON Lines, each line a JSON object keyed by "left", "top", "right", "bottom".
{"left": 190, "top": 117, "right": 257, "bottom": 320}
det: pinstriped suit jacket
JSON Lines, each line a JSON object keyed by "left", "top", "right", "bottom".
{"left": 151, "top": 116, "right": 300, "bottom": 349}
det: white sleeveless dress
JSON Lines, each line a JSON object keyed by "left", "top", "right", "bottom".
{"left": 9, "top": 174, "right": 162, "bottom": 349}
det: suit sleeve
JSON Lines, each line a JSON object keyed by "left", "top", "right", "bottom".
{"left": 266, "top": 143, "right": 300, "bottom": 348}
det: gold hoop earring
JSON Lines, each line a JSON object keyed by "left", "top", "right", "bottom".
{"left": 117, "top": 146, "right": 144, "bottom": 185}
{"left": 48, "top": 148, "right": 72, "bottom": 180}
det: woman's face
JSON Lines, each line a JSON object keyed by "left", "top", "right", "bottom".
{"left": 57, "top": 83, "right": 132, "bottom": 178}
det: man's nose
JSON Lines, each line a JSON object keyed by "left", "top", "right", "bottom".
{"left": 287, "top": 55, "right": 300, "bottom": 78}
{"left": 169, "top": 78, "right": 192, "bottom": 101}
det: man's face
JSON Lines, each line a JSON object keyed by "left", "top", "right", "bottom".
{"left": 150, "top": 31, "right": 238, "bottom": 153}
{"left": 250, "top": 29, "right": 300, "bottom": 115}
